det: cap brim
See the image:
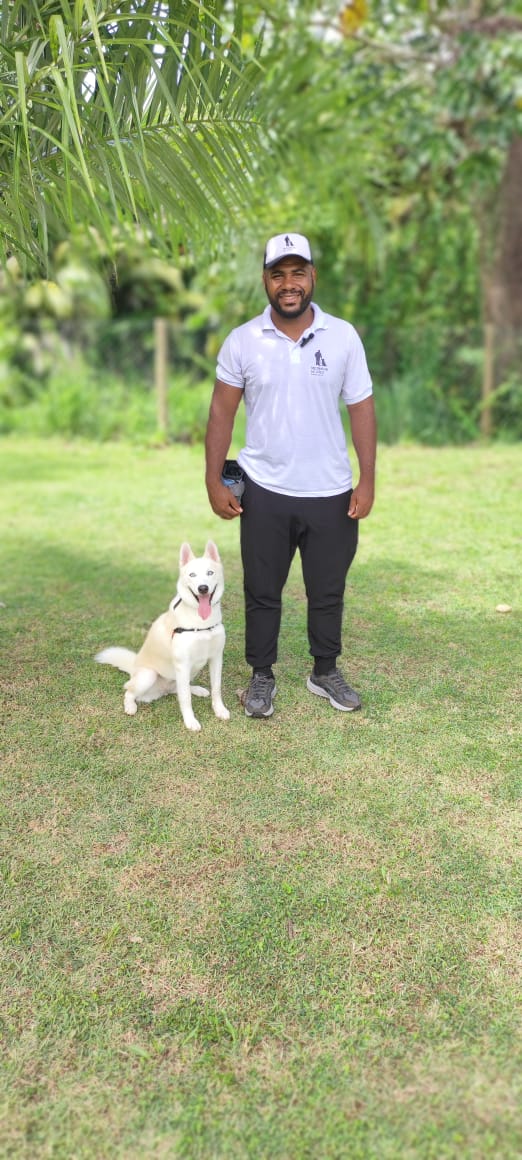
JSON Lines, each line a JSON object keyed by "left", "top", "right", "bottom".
{"left": 264, "top": 252, "right": 313, "bottom": 268}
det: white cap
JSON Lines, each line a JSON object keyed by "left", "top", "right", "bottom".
{"left": 263, "top": 232, "right": 313, "bottom": 268}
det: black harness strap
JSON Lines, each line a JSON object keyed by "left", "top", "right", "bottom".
{"left": 172, "top": 624, "right": 220, "bottom": 635}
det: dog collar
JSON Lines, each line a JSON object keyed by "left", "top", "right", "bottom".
{"left": 172, "top": 623, "right": 220, "bottom": 636}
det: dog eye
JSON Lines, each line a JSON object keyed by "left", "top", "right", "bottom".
{"left": 189, "top": 572, "right": 196, "bottom": 578}
{"left": 206, "top": 570, "right": 214, "bottom": 577}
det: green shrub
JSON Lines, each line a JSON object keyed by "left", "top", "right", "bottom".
{"left": 0, "top": 354, "right": 214, "bottom": 444}
{"left": 373, "top": 373, "right": 480, "bottom": 446}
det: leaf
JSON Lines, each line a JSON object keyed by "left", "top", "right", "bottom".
{"left": 339, "top": 0, "right": 368, "bottom": 37}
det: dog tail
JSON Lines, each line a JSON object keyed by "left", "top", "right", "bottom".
{"left": 95, "top": 647, "right": 136, "bottom": 674}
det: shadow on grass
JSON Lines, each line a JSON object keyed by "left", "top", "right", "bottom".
{"left": 2, "top": 534, "right": 517, "bottom": 693}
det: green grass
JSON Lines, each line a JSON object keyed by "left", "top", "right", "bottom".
{"left": 1, "top": 437, "right": 520, "bottom": 1159}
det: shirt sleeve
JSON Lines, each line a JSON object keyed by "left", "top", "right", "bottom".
{"left": 341, "top": 325, "right": 373, "bottom": 405}
{"left": 216, "top": 330, "right": 245, "bottom": 389}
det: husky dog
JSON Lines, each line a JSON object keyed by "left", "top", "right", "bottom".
{"left": 95, "top": 541, "right": 230, "bottom": 732}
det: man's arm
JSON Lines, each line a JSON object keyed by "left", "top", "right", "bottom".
{"left": 205, "top": 379, "right": 244, "bottom": 520}
{"left": 346, "top": 395, "right": 377, "bottom": 519}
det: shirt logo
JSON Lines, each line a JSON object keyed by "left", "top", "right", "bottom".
{"left": 311, "top": 348, "right": 328, "bottom": 375}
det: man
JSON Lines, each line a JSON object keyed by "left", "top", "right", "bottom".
{"left": 205, "top": 232, "right": 376, "bottom": 719}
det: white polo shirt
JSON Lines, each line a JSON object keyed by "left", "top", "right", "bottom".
{"left": 216, "top": 302, "right": 373, "bottom": 497}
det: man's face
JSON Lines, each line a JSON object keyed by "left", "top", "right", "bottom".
{"left": 263, "top": 257, "right": 316, "bottom": 320}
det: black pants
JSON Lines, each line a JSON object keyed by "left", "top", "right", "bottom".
{"left": 240, "top": 475, "right": 358, "bottom": 669}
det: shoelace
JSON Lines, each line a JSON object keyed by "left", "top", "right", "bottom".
{"left": 321, "top": 669, "right": 350, "bottom": 692}
{"left": 250, "top": 673, "right": 273, "bottom": 693}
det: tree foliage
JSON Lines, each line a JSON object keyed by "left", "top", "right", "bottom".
{"left": 0, "top": 1, "right": 271, "bottom": 268}
{"left": 1, "top": 1, "right": 522, "bottom": 440}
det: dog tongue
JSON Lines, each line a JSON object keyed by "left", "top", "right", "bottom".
{"left": 198, "top": 593, "right": 212, "bottom": 620}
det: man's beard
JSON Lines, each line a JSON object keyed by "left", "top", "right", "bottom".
{"left": 266, "top": 286, "right": 314, "bottom": 320}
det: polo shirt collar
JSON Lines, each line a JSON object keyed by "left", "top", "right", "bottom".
{"left": 261, "top": 302, "right": 327, "bottom": 337}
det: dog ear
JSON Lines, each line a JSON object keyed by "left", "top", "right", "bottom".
{"left": 179, "top": 542, "right": 194, "bottom": 565}
{"left": 205, "top": 540, "right": 220, "bottom": 562}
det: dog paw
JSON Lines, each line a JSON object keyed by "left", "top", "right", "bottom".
{"left": 213, "top": 704, "right": 230, "bottom": 721}
{"left": 124, "top": 694, "right": 138, "bottom": 716}
{"left": 184, "top": 718, "right": 202, "bottom": 732}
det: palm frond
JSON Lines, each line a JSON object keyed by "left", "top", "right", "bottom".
{"left": 0, "top": 0, "right": 272, "bottom": 267}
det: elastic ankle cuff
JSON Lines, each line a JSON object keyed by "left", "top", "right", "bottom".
{"left": 313, "top": 658, "right": 337, "bottom": 677}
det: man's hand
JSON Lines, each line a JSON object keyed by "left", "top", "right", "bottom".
{"left": 205, "top": 380, "right": 244, "bottom": 519}
{"left": 207, "top": 480, "right": 243, "bottom": 520}
{"left": 348, "top": 479, "right": 374, "bottom": 519}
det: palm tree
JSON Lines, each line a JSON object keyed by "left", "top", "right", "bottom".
{"left": 0, "top": 0, "right": 270, "bottom": 270}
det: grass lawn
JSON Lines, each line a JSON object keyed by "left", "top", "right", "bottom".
{"left": 1, "top": 436, "right": 521, "bottom": 1159}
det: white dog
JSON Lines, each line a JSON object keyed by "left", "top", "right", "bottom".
{"left": 95, "top": 541, "right": 230, "bottom": 732}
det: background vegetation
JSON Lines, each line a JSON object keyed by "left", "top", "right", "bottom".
{"left": 1, "top": 438, "right": 520, "bottom": 1158}
{"left": 1, "top": 1, "right": 522, "bottom": 444}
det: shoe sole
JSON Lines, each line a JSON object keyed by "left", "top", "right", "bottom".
{"left": 245, "top": 686, "right": 277, "bottom": 718}
{"left": 306, "top": 677, "right": 361, "bottom": 712}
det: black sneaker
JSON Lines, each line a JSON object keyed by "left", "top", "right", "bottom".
{"left": 307, "top": 668, "right": 361, "bottom": 712}
{"left": 244, "top": 673, "right": 277, "bottom": 718}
